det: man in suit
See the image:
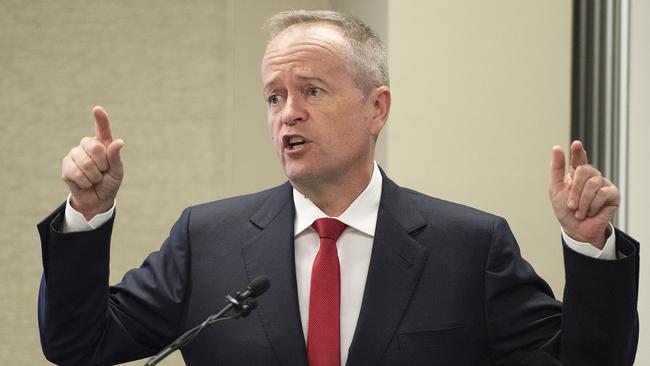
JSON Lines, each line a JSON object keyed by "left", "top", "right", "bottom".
{"left": 38, "top": 10, "right": 638, "bottom": 366}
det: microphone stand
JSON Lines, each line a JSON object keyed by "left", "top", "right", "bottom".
{"left": 144, "top": 292, "right": 258, "bottom": 365}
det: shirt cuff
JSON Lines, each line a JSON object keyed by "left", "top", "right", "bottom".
{"left": 561, "top": 223, "right": 617, "bottom": 260}
{"left": 62, "top": 194, "right": 116, "bottom": 233}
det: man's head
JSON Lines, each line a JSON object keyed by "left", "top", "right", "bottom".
{"left": 261, "top": 10, "right": 391, "bottom": 196}
{"left": 264, "top": 10, "right": 389, "bottom": 96}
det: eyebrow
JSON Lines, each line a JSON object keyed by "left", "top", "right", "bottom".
{"left": 263, "top": 81, "right": 279, "bottom": 95}
{"left": 263, "top": 75, "right": 331, "bottom": 95}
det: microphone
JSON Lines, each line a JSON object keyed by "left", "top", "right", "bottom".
{"left": 521, "top": 352, "right": 563, "bottom": 366}
{"left": 236, "top": 275, "right": 270, "bottom": 300}
{"left": 224, "top": 275, "right": 269, "bottom": 318}
{"left": 144, "top": 276, "right": 270, "bottom": 366}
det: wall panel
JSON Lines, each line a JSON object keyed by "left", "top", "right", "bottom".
{"left": 386, "top": 0, "right": 572, "bottom": 294}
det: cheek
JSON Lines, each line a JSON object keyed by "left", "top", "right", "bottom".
{"left": 341, "top": 119, "right": 374, "bottom": 156}
{"left": 267, "top": 114, "right": 280, "bottom": 135}
{"left": 266, "top": 120, "right": 281, "bottom": 152}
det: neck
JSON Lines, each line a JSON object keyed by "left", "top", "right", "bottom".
{"left": 292, "top": 162, "right": 374, "bottom": 217}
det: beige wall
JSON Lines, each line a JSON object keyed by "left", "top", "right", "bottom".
{"left": 0, "top": 1, "right": 573, "bottom": 365}
{"left": 385, "top": 1, "right": 571, "bottom": 294}
{"left": 629, "top": 1, "right": 649, "bottom": 364}
{"left": 0, "top": 1, "right": 234, "bottom": 365}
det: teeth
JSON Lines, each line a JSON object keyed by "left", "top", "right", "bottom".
{"left": 288, "top": 136, "right": 304, "bottom": 145}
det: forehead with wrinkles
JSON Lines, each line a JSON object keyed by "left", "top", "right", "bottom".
{"left": 262, "top": 24, "right": 348, "bottom": 75}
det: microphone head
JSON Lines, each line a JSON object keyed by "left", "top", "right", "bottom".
{"left": 248, "top": 275, "right": 270, "bottom": 298}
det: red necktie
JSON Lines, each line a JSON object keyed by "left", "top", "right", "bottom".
{"left": 308, "top": 218, "right": 347, "bottom": 366}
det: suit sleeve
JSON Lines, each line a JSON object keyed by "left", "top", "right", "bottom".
{"left": 484, "top": 218, "right": 639, "bottom": 366}
{"left": 37, "top": 203, "right": 193, "bottom": 366}
{"left": 559, "top": 228, "right": 639, "bottom": 365}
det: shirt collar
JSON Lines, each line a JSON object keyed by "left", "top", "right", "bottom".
{"left": 293, "top": 162, "right": 382, "bottom": 238}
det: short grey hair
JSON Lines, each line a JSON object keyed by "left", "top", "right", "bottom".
{"left": 264, "top": 10, "right": 389, "bottom": 96}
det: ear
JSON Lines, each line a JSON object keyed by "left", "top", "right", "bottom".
{"left": 367, "top": 86, "right": 391, "bottom": 137}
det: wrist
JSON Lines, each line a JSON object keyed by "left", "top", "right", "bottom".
{"left": 69, "top": 198, "right": 113, "bottom": 221}
{"left": 562, "top": 226, "right": 610, "bottom": 250}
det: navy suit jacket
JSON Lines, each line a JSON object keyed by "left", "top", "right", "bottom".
{"left": 37, "top": 173, "right": 639, "bottom": 365}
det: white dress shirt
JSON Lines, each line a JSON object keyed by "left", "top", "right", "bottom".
{"left": 293, "top": 162, "right": 382, "bottom": 365}
{"left": 62, "top": 162, "right": 617, "bottom": 365}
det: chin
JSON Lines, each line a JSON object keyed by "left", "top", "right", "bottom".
{"left": 283, "top": 163, "right": 319, "bottom": 186}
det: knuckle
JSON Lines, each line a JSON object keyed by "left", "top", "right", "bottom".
{"left": 88, "top": 142, "right": 105, "bottom": 156}
{"left": 61, "top": 166, "right": 70, "bottom": 180}
{"left": 92, "top": 171, "right": 104, "bottom": 182}
{"left": 591, "top": 164, "right": 602, "bottom": 175}
{"left": 62, "top": 156, "right": 75, "bottom": 171}
{"left": 86, "top": 171, "right": 100, "bottom": 183}
{"left": 79, "top": 157, "right": 94, "bottom": 172}
{"left": 72, "top": 146, "right": 85, "bottom": 159}
{"left": 585, "top": 177, "right": 601, "bottom": 190}
{"left": 72, "top": 169, "right": 82, "bottom": 181}
{"left": 596, "top": 191, "right": 605, "bottom": 200}
{"left": 576, "top": 164, "right": 599, "bottom": 177}
{"left": 73, "top": 169, "right": 87, "bottom": 184}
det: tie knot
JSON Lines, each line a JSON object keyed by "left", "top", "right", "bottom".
{"left": 312, "top": 218, "right": 347, "bottom": 241}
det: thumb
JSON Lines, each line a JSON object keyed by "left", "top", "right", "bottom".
{"left": 106, "top": 138, "right": 124, "bottom": 179}
{"left": 549, "top": 145, "right": 566, "bottom": 193}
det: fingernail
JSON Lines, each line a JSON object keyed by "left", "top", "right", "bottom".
{"left": 568, "top": 200, "right": 576, "bottom": 209}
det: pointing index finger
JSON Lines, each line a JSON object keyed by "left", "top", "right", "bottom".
{"left": 92, "top": 106, "right": 113, "bottom": 145}
{"left": 570, "top": 140, "right": 588, "bottom": 168}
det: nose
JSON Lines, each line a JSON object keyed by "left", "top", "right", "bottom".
{"left": 281, "top": 95, "right": 307, "bottom": 126}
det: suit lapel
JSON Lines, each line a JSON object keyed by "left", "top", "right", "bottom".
{"left": 346, "top": 175, "right": 430, "bottom": 366}
{"left": 239, "top": 175, "right": 429, "bottom": 366}
{"left": 241, "top": 183, "right": 308, "bottom": 366}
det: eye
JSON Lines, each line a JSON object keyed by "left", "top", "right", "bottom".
{"left": 267, "top": 95, "right": 280, "bottom": 105}
{"left": 307, "top": 87, "right": 321, "bottom": 97}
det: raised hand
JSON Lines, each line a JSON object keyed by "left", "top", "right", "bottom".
{"left": 548, "top": 140, "right": 619, "bottom": 249}
{"left": 61, "top": 106, "right": 124, "bottom": 220}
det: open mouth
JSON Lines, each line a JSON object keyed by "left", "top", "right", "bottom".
{"left": 283, "top": 135, "right": 306, "bottom": 150}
